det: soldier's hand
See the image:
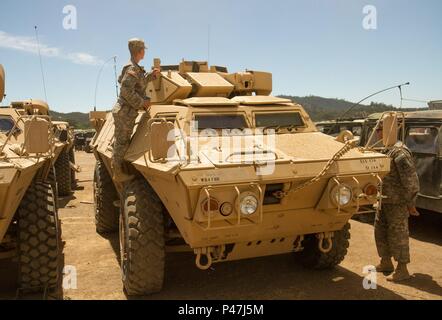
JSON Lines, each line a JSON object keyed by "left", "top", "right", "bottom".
{"left": 151, "top": 68, "right": 161, "bottom": 80}
{"left": 408, "top": 206, "right": 420, "bottom": 217}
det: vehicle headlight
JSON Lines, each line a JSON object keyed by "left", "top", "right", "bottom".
{"left": 239, "top": 194, "right": 258, "bottom": 215}
{"left": 332, "top": 185, "right": 353, "bottom": 207}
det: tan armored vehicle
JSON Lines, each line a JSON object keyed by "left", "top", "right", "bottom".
{"left": 92, "top": 59, "right": 391, "bottom": 295}
{"left": 0, "top": 64, "right": 62, "bottom": 293}
{"left": 10, "top": 100, "right": 78, "bottom": 196}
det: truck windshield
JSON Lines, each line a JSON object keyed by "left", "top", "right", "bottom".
{"left": 193, "top": 114, "right": 248, "bottom": 130}
{"left": 0, "top": 116, "right": 15, "bottom": 134}
{"left": 405, "top": 127, "right": 439, "bottom": 154}
{"left": 255, "top": 112, "right": 304, "bottom": 128}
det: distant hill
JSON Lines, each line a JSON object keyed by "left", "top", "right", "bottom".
{"left": 279, "top": 95, "right": 422, "bottom": 121}
{"left": 49, "top": 95, "right": 424, "bottom": 128}
{"left": 49, "top": 110, "right": 91, "bottom": 129}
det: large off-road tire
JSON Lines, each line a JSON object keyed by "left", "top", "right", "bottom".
{"left": 54, "top": 149, "right": 72, "bottom": 196}
{"left": 47, "top": 166, "right": 58, "bottom": 210}
{"left": 295, "top": 223, "right": 350, "bottom": 269}
{"left": 69, "top": 148, "right": 77, "bottom": 190}
{"left": 120, "top": 179, "right": 165, "bottom": 296}
{"left": 94, "top": 160, "right": 119, "bottom": 233}
{"left": 17, "top": 181, "right": 61, "bottom": 292}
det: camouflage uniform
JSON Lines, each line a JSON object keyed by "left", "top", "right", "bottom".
{"left": 111, "top": 58, "right": 154, "bottom": 177}
{"left": 375, "top": 142, "right": 419, "bottom": 264}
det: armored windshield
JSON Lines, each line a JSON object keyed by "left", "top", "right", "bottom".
{"left": 255, "top": 112, "right": 304, "bottom": 128}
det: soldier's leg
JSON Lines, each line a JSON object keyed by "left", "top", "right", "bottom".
{"left": 386, "top": 204, "right": 411, "bottom": 281}
{"left": 374, "top": 204, "right": 392, "bottom": 259}
{"left": 112, "top": 121, "right": 132, "bottom": 170}
{"left": 386, "top": 204, "right": 410, "bottom": 264}
{"left": 112, "top": 109, "right": 136, "bottom": 180}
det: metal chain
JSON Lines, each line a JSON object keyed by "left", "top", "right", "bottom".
{"left": 274, "top": 140, "right": 356, "bottom": 198}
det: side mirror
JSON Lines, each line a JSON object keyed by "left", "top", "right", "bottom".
{"left": 149, "top": 121, "right": 175, "bottom": 162}
{"left": 24, "top": 118, "right": 50, "bottom": 154}
{"left": 382, "top": 114, "right": 398, "bottom": 147}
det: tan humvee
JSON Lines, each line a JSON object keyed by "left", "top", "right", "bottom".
{"left": 0, "top": 64, "right": 62, "bottom": 294}
{"left": 91, "top": 59, "right": 391, "bottom": 296}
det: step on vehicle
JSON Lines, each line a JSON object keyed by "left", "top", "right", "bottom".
{"left": 0, "top": 64, "right": 63, "bottom": 296}
{"left": 91, "top": 59, "right": 392, "bottom": 295}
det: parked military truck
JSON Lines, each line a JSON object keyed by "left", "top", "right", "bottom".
{"left": 0, "top": 64, "right": 62, "bottom": 293}
{"left": 10, "top": 100, "right": 78, "bottom": 196}
{"left": 316, "top": 119, "right": 365, "bottom": 145}
{"left": 91, "top": 59, "right": 391, "bottom": 295}
{"left": 361, "top": 109, "right": 442, "bottom": 213}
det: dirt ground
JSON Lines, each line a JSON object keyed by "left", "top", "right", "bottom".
{"left": 1, "top": 151, "right": 442, "bottom": 300}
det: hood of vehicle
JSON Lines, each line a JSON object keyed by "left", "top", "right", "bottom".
{"left": 197, "top": 132, "right": 383, "bottom": 165}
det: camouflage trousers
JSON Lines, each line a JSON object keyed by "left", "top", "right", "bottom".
{"left": 374, "top": 203, "right": 410, "bottom": 264}
{"left": 111, "top": 103, "right": 138, "bottom": 172}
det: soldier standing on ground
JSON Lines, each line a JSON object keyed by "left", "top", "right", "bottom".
{"left": 374, "top": 123, "right": 420, "bottom": 282}
{"left": 111, "top": 38, "right": 160, "bottom": 182}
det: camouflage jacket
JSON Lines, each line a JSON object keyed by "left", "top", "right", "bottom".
{"left": 116, "top": 59, "right": 154, "bottom": 111}
{"left": 382, "top": 142, "right": 420, "bottom": 206}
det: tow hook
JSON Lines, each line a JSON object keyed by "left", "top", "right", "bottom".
{"left": 293, "top": 235, "right": 304, "bottom": 252}
{"left": 316, "top": 232, "right": 333, "bottom": 253}
{"left": 195, "top": 247, "right": 213, "bottom": 270}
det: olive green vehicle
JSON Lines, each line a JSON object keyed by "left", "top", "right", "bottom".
{"left": 91, "top": 59, "right": 391, "bottom": 295}
{"left": 10, "top": 101, "right": 78, "bottom": 197}
{"left": 361, "top": 107, "right": 442, "bottom": 214}
{"left": 0, "top": 64, "right": 62, "bottom": 293}
{"left": 316, "top": 119, "right": 365, "bottom": 145}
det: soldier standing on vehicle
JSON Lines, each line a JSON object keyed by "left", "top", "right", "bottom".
{"left": 374, "top": 123, "right": 420, "bottom": 282}
{"left": 111, "top": 38, "right": 160, "bottom": 182}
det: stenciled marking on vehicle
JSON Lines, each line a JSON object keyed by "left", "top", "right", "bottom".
{"left": 360, "top": 158, "right": 381, "bottom": 171}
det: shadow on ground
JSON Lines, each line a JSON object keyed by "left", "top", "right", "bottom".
{"left": 57, "top": 195, "right": 77, "bottom": 209}
{"left": 97, "top": 232, "right": 405, "bottom": 300}
{"left": 353, "top": 210, "right": 442, "bottom": 246}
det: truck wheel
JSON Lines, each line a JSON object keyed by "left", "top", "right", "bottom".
{"left": 17, "top": 181, "right": 61, "bottom": 292}
{"left": 69, "top": 148, "right": 77, "bottom": 189}
{"left": 47, "top": 166, "right": 58, "bottom": 210}
{"left": 54, "top": 150, "right": 71, "bottom": 196}
{"left": 94, "top": 159, "right": 119, "bottom": 233}
{"left": 295, "top": 223, "right": 350, "bottom": 269}
{"left": 120, "top": 179, "right": 165, "bottom": 295}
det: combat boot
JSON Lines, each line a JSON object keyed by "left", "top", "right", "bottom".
{"left": 387, "top": 262, "right": 411, "bottom": 282}
{"left": 376, "top": 257, "right": 394, "bottom": 273}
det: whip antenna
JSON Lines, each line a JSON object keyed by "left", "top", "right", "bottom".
{"left": 34, "top": 26, "right": 48, "bottom": 103}
{"left": 113, "top": 56, "right": 119, "bottom": 98}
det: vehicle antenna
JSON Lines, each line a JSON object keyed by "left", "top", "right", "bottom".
{"left": 34, "top": 26, "right": 48, "bottom": 103}
{"left": 113, "top": 56, "right": 119, "bottom": 98}
{"left": 325, "top": 82, "right": 410, "bottom": 135}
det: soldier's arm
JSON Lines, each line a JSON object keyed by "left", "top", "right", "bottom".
{"left": 394, "top": 151, "right": 420, "bottom": 206}
{"left": 120, "top": 66, "right": 146, "bottom": 110}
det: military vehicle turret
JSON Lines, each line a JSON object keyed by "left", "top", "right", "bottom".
{"left": 91, "top": 59, "right": 391, "bottom": 295}
{"left": 0, "top": 64, "right": 62, "bottom": 294}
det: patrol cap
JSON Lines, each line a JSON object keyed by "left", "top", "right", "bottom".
{"left": 128, "top": 38, "right": 147, "bottom": 55}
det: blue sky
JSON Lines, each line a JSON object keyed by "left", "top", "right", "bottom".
{"left": 0, "top": 0, "right": 441, "bottom": 113}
